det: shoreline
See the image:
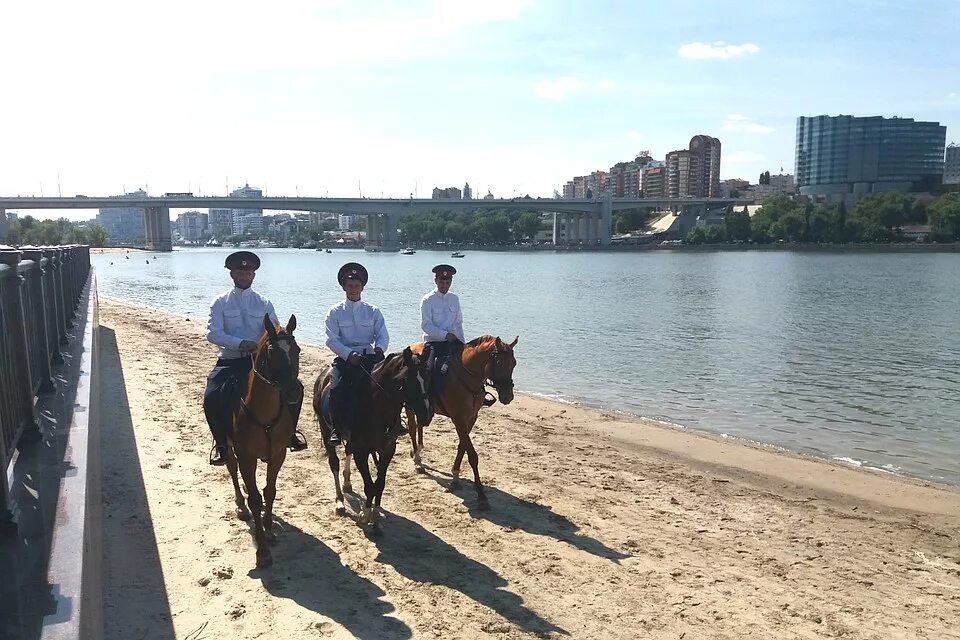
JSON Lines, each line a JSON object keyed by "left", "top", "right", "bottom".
{"left": 99, "top": 293, "right": 959, "bottom": 491}
{"left": 97, "top": 296, "right": 960, "bottom": 638}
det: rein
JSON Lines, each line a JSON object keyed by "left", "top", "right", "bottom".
{"left": 454, "top": 344, "right": 513, "bottom": 398}
{"left": 240, "top": 334, "right": 300, "bottom": 434}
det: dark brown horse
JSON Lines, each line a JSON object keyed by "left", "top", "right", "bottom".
{"left": 406, "top": 335, "right": 518, "bottom": 509}
{"left": 225, "top": 314, "right": 302, "bottom": 568}
{"left": 313, "top": 346, "right": 433, "bottom": 530}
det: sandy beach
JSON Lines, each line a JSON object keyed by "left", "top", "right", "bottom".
{"left": 98, "top": 296, "right": 960, "bottom": 639}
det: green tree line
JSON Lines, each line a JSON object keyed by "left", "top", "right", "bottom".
{"left": 6, "top": 216, "right": 109, "bottom": 247}
{"left": 398, "top": 210, "right": 544, "bottom": 245}
{"left": 686, "top": 192, "right": 960, "bottom": 245}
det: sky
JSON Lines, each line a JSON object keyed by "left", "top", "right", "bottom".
{"left": 1, "top": 0, "right": 958, "bottom": 218}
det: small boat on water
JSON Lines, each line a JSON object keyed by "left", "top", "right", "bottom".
{"left": 400, "top": 247, "right": 416, "bottom": 255}
{"left": 326, "top": 249, "right": 332, "bottom": 253}
{"left": 451, "top": 251, "right": 465, "bottom": 258}
{"left": 206, "top": 238, "right": 222, "bottom": 247}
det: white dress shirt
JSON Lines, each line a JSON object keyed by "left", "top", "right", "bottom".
{"left": 206, "top": 287, "right": 279, "bottom": 359}
{"left": 325, "top": 299, "right": 389, "bottom": 360}
{"left": 420, "top": 289, "right": 464, "bottom": 343}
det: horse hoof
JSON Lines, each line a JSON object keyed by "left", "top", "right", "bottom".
{"left": 335, "top": 505, "right": 346, "bottom": 517}
{"left": 236, "top": 508, "right": 251, "bottom": 521}
{"left": 415, "top": 465, "right": 426, "bottom": 474}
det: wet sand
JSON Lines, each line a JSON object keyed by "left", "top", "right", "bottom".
{"left": 98, "top": 296, "right": 960, "bottom": 639}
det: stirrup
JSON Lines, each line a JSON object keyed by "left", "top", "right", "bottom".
{"left": 289, "top": 430, "right": 308, "bottom": 452}
{"left": 209, "top": 443, "right": 228, "bottom": 466}
{"left": 483, "top": 392, "right": 497, "bottom": 407}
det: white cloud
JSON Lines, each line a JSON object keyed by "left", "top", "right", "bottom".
{"left": 597, "top": 79, "right": 617, "bottom": 91}
{"left": 721, "top": 114, "right": 775, "bottom": 134}
{"left": 725, "top": 151, "right": 767, "bottom": 164}
{"left": 678, "top": 41, "right": 760, "bottom": 60}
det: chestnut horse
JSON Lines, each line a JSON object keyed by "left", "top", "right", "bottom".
{"left": 225, "top": 314, "right": 302, "bottom": 569}
{"left": 313, "top": 346, "right": 433, "bottom": 530}
{"left": 405, "top": 335, "right": 518, "bottom": 509}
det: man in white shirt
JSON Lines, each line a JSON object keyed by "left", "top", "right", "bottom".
{"left": 204, "top": 251, "right": 307, "bottom": 465}
{"left": 420, "top": 264, "right": 467, "bottom": 395}
{"left": 324, "top": 262, "right": 389, "bottom": 446}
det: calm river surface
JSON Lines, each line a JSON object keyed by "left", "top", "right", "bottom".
{"left": 92, "top": 248, "right": 960, "bottom": 485}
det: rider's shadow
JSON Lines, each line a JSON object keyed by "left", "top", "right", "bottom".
{"left": 422, "top": 466, "right": 630, "bottom": 563}
{"left": 253, "top": 517, "right": 412, "bottom": 640}
{"left": 372, "top": 511, "right": 567, "bottom": 638}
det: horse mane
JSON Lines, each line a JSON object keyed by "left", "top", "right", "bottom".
{"left": 466, "top": 335, "right": 497, "bottom": 348}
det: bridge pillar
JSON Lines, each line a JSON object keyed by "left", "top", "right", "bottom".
{"left": 0, "top": 208, "right": 6, "bottom": 243}
{"left": 567, "top": 214, "right": 577, "bottom": 244}
{"left": 599, "top": 195, "right": 612, "bottom": 245}
{"left": 579, "top": 214, "right": 588, "bottom": 244}
{"left": 144, "top": 206, "right": 172, "bottom": 251}
{"left": 384, "top": 213, "right": 399, "bottom": 250}
{"left": 552, "top": 213, "right": 560, "bottom": 245}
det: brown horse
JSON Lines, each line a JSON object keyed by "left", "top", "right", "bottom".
{"left": 406, "top": 335, "right": 518, "bottom": 509}
{"left": 313, "top": 346, "right": 433, "bottom": 530}
{"left": 225, "top": 314, "right": 302, "bottom": 569}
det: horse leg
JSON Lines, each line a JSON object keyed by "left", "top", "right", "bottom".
{"left": 225, "top": 445, "right": 250, "bottom": 521}
{"left": 262, "top": 446, "right": 287, "bottom": 545}
{"left": 326, "top": 442, "right": 346, "bottom": 516}
{"left": 405, "top": 407, "right": 424, "bottom": 472}
{"left": 238, "top": 457, "right": 271, "bottom": 568}
{"left": 369, "top": 439, "right": 398, "bottom": 531}
{"left": 354, "top": 453, "right": 376, "bottom": 526}
{"left": 462, "top": 430, "right": 489, "bottom": 510}
{"left": 450, "top": 439, "right": 466, "bottom": 489}
{"left": 342, "top": 451, "right": 354, "bottom": 495}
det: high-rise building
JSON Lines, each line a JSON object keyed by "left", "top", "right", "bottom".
{"left": 177, "top": 211, "right": 208, "bottom": 242}
{"left": 463, "top": 182, "right": 473, "bottom": 200}
{"left": 563, "top": 181, "right": 575, "bottom": 199}
{"left": 573, "top": 176, "right": 586, "bottom": 199}
{"left": 945, "top": 143, "right": 960, "bottom": 185}
{"left": 96, "top": 189, "right": 148, "bottom": 244}
{"left": 641, "top": 162, "right": 666, "bottom": 197}
{"left": 208, "top": 208, "right": 233, "bottom": 238}
{"left": 795, "top": 115, "right": 946, "bottom": 203}
{"left": 229, "top": 184, "right": 263, "bottom": 234}
{"left": 666, "top": 135, "right": 722, "bottom": 198}
{"left": 431, "top": 187, "right": 462, "bottom": 199}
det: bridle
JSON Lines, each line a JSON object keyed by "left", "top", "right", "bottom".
{"left": 240, "top": 333, "right": 301, "bottom": 433}
{"left": 457, "top": 342, "right": 514, "bottom": 399}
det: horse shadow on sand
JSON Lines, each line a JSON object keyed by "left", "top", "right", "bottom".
{"left": 253, "top": 517, "right": 412, "bottom": 640}
{"left": 371, "top": 510, "right": 567, "bottom": 638}
{"left": 420, "top": 465, "right": 630, "bottom": 563}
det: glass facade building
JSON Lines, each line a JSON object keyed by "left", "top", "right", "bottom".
{"left": 795, "top": 115, "right": 946, "bottom": 203}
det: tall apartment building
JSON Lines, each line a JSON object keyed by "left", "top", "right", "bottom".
{"left": 431, "top": 186, "right": 462, "bottom": 199}
{"left": 208, "top": 208, "right": 233, "bottom": 238}
{"left": 229, "top": 184, "right": 264, "bottom": 234}
{"left": 641, "top": 163, "right": 666, "bottom": 197}
{"left": 945, "top": 143, "right": 960, "bottom": 185}
{"left": 96, "top": 189, "right": 148, "bottom": 245}
{"left": 666, "top": 135, "right": 722, "bottom": 198}
{"left": 563, "top": 181, "right": 576, "bottom": 199}
{"left": 795, "top": 115, "right": 946, "bottom": 204}
{"left": 463, "top": 182, "right": 473, "bottom": 200}
{"left": 177, "top": 211, "right": 208, "bottom": 242}
{"left": 573, "top": 176, "right": 587, "bottom": 199}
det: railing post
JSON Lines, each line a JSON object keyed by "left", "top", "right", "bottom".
{"left": 0, "top": 249, "right": 38, "bottom": 432}
{"left": 42, "top": 247, "right": 65, "bottom": 362}
{"left": 20, "top": 247, "right": 56, "bottom": 393}
{"left": 52, "top": 247, "right": 69, "bottom": 343}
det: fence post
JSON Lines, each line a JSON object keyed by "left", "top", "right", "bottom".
{"left": 20, "top": 247, "right": 56, "bottom": 394}
{"left": 0, "top": 248, "right": 38, "bottom": 433}
{"left": 41, "top": 247, "right": 65, "bottom": 363}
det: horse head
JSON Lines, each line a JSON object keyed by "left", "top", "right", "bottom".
{"left": 489, "top": 336, "right": 518, "bottom": 405}
{"left": 259, "top": 313, "right": 302, "bottom": 404}
{"left": 387, "top": 345, "right": 434, "bottom": 427}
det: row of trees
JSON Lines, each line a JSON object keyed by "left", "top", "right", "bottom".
{"left": 686, "top": 193, "right": 960, "bottom": 245}
{"left": 5, "top": 216, "right": 109, "bottom": 247}
{"left": 398, "top": 210, "right": 544, "bottom": 245}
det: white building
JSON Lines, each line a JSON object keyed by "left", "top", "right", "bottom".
{"left": 945, "top": 143, "right": 960, "bottom": 185}
{"left": 230, "top": 184, "right": 263, "bottom": 234}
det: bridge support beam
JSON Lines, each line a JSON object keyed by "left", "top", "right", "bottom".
{"left": 383, "top": 213, "right": 399, "bottom": 250}
{"left": 0, "top": 208, "right": 7, "bottom": 244}
{"left": 143, "top": 206, "right": 172, "bottom": 251}
{"left": 599, "top": 195, "right": 612, "bottom": 245}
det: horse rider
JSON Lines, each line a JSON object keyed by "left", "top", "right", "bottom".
{"left": 204, "top": 251, "right": 307, "bottom": 466}
{"left": 420, "top": 264, "right": 465, "bottom": 383}
{"left": 324, "top": 262, "right": 390, "bottom": 446}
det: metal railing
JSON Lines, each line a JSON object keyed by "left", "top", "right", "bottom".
{"left": 0, "top": 244, "right": 91, "bottom": 522}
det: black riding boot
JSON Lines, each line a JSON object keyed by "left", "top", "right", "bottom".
{"left": 209, "top": 440, "right": 228, "bottom": 466}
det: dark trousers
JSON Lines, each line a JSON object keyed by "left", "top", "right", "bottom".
{"left": 203, "top": 357, "right": 252, "bottom": 446}
{"left": 329, "top": 354, "right": 382, "bottom": 433}
{"left": 427, "top": 340, "right": 461, "bottom": 396}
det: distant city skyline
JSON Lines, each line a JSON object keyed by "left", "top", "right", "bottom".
{"left": 1, "top": 0, "right": 957, "bottom": 220}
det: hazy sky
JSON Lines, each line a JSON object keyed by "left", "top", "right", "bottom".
{"left": 1, "top": 0, "right": 957, "bottom": 210}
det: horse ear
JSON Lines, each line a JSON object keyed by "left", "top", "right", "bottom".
{"left": 286, "top": 314, "right": 297, "bottom": 333}
{"left": 402, "top": 346, "right": 414, "bottom": 364}
{"left": 495, "top": 337, "right": 504, "bottom": 349}
{"left": 264, "top": 314, "right": 277, "bottom": 338}
{"left": 509, "top": 336, "right": 518, "bottom": 348}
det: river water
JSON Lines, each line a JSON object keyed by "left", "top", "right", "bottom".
{"left": 92, "top": 247, "right": 960, "bottom": 485}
